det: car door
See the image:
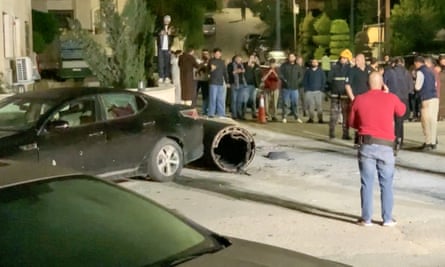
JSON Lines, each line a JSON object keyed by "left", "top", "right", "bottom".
{"left": 98, "top": 92, "right": 157, "bottom": 174}
{"left": 37, "top": 96, "right": 108, "bottom": 173}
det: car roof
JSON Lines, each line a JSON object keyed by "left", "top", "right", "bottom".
{"left": 7, "top": 87, "right": 136, "bottom": 102}
{"left": 0, "top": 160, "right": 81, "bottom": 188}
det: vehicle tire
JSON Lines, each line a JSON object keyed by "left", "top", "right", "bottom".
{"left": 146, "top": 138, "right": 183, "bottom": 182}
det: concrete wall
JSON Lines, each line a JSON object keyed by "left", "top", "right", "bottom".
{"left": 0, "top": 0, "right": 33, "bottom": 85}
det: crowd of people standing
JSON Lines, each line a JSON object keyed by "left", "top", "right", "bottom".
{"left": 162, "top": 43, "right": 444, "bottom": 152}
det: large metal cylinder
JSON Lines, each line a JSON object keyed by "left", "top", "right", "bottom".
{"left": 196, "top": 119, "right": 255, "bottom": 173}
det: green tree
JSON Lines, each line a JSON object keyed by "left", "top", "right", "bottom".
{"left": 32, "top": 10, "right": 59, "bottom": 53}
{"left": 390, "top": 0, "right": 440, "bottom": 55}
{"left": 300, "top": 12, "right": 316, "bottom": 61}
{"left": 67, "top": 0, "right": 154, "bottom": 88}
{"left": 312, "top": 13, "right": 331, "bottom": 59}
{"left": 252, "top": 0, "right": 300, "bottom": 51}
{"left": 324, "top": 0, "right": 377, "bottom": 45}
{"left": 329, "top": 19, "right": 350, "bottom": 58}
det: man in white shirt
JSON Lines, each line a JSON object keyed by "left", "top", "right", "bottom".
{"left": 156, "top": 15, "right": 174, "bottom": 84}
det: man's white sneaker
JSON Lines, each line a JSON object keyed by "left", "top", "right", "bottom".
{"left": 282, "top": 118, "right": 287, "bottom": 123}
{"left": 164, "top": 78, "right": 171, "bottom": 84}
{"left": 357, "top": 218, "right": 373, "bottom": 227}
{"left": 158, "top": 78, "right": 164, "bottom": 84}
{"left": 382, "top": 220, "right": 397, "bottom": 227}
{"left": 296, "top": 118, "right": 303, "bottom": 123}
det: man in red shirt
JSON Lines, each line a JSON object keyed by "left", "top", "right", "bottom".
{"left": 349, "top": 71, "right": 406, "bottom": 227}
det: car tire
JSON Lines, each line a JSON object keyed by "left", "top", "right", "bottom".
{"left": 147, "top": 138, "right": 183, "bottom": 182}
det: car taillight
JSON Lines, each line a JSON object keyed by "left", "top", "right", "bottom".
{"left": 180, "top": 108, "right": 199, "bottom": 119}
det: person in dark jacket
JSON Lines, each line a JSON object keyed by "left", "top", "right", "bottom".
{"left": 383, "top": 57, "right": 413, "bottom": 151}
{"left": 244, "top": 54, "right": 261, "bottom": 118}
{"left": 280, "top": 52, "right": 305, "bottom": 123}
{"left": 414, "top": 56, "right": 439, "bottom": 150}
{"left": 228, "top": 55, "right": 248, "bottom": 120}
{"left": 303, "top": 59, "right": 326, "bottom": 123}
{"left": 327, "top": 50, "right": 352, "bottom": 139}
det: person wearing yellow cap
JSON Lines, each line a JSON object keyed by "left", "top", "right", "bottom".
{"left": 327, "top": 49, "right": 352, "bottom": 139}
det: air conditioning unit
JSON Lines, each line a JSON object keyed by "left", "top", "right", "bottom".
{"left": 15, "top": 57, "right": 34, "bottom": 83}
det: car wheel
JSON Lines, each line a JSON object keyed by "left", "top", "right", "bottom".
{"left": 147, "top": 138, "right": 183, "bottom": 182}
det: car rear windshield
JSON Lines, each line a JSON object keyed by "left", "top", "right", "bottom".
{"left": 0, "top": 176, "right": 214, "bottom": 267}
{"left": 204, "top": 17, "right": 215, "bottom": 24}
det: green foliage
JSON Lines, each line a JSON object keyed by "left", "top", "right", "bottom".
{"left": 354, "top": 31, "right": 371, "bottom": 55}
{"left": 66, "top": 0, "right": 154, "bottom": 88}
{"left": 313, "top": 13, "right": 331, "bottom": 35}
{"left": 390, "top": 0, "right": 441, "bottom": 55}
{"left": 314, "top": 47, "right": 326, "bottom": 59}
{"left": 313, "top": 35, "right": 330, "bottom": 46}
{"left": 331, "top": 35, "right": 350, "bottom": 41}
{"left": 32, "top": 32, "right": 46, "bottom": 53}
{"left": 329, "top": 19, "right": 350, "bottom": 57}
{"left": 357, "top": 0, "right": 378, "bottom": 26}
{"left": 32, "top": 10, "right": 59, "bottom": 53}
{"left": 330, "top": 48, "right": 344, "bottom": 57}
{"left": 251, "top": 0, "right": 296, "bottom": 50}
{"left": 312, "top": 13, "right": 331, "bottom": 58}
{"left": 330, "top": 20, "right": 350, "bottom": 34}
{"left": 301, "top": 12, "right": 316, "bottom": 61}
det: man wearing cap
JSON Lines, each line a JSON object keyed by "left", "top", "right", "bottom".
{"left": 327, "top": 49, "right": 352, "bottom": 139}
{"left": 349, "top": 71, "right": 406, "bottom": 227}
{"left": 155, "top": 15, "right": 174, "bottom": 84}
{"left": 414, "top": 56, "right": 439, "bottom": 150}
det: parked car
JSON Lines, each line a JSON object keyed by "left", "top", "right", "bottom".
{"left": 266, "top": 50, "right": 288, "bottom": 66}
{"left": 0, "top": 160, "right": 350, "bottom": 267}
{"left": 203, "top": 16, "right": 216, "bottom": 36}
{"left": 243, "top": 33, "right": 261, "bottom": 53}
{"left": 0, "top": 87, "right": 204, "bottom": 182}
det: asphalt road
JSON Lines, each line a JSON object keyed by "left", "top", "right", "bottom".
{"left": 203, "top": 8, "right": 267, "bottom": 58}
{"left": 121, "top": 121, "right": 445, "bottom": 266}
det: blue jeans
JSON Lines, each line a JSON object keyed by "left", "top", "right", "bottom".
{"left": 281, "top": 88, "right": 299, "bottom": 119}
{"left": 358, "top": 144, "right": 395, "bottom": 223}
{"left": 246, "top": 84, "right": 257, "bottom": 114}
{"left": 230, "top": 85, "right": 248, "bottom": 119}
{"left": 208, "top": 84, "right": 226, "bottom": 117}
{"left": 157, "top": 50, "right": 171, "bottom": 79}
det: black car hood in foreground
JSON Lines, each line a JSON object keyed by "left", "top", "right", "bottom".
{"left": 0, "top": 130, "right": 18, "bottom": 139}
{"left": 179, "top": 237, "right": 350, "bottom": 267}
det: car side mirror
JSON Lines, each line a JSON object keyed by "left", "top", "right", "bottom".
{"left": 46, "top": 120, "right": 69, "bottom": 131}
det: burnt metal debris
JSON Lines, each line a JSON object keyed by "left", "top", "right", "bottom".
{"left": 195, "top": 119, "right": 256, "bottom": 173}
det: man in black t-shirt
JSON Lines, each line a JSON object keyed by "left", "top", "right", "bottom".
{"left": 345, "top": 53, "right": 372, "bottom": 145}
{"left": 345, "top": 54, "right": 372, "bottom": 100}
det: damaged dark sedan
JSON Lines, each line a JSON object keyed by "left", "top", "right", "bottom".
{"left": 0, "top": 87, "right": 203, "bottom": 181}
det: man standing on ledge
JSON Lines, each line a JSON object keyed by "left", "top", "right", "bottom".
{"left": 349, "top": 71, "right": 406, "bottom": 227}
{"left": 156, "top": 15, "right": 174, "bottom": 84}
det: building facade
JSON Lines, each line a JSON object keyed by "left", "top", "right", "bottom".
{"left": 0, "top": 0, "right": 33, "bottom": 87}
